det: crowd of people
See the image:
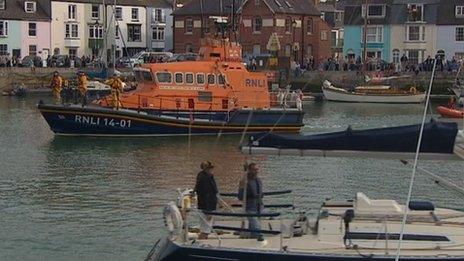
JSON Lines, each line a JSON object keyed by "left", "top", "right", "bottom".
{"left": 289, "top": 54, "right": 463, "bottom": 78}
{"left": 0, "top": 53, "right": 105, "bottom": 68}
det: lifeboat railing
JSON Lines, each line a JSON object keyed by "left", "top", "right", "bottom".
{"left": 105, "top": 93, "right": 237, "bottom": 121}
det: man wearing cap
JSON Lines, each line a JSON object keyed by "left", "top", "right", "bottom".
{"left": 194, "top": 161, "right": 218, "bottom": 239}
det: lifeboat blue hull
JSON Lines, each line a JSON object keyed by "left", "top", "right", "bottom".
{"left": 147, "top": 238, "right": 464, "bottom": 261}
{"left": 37, "top": 104, "right": 304, "bottom": 136}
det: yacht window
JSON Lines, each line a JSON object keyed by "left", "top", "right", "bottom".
{"left": 196, "top": 73, "right": 205, "bottom": 84}
{"left": 141, "top": 71, "right": 153, "bottom": 82}
{"left": 185, "top": 73, "right": 194, "bottom": 84}
{"left": 207, "top": 74, "right": 215, "bottom": 85}
{"left": 218, "top": 74, "right": 226, "bottom": 85}
{"left": 175, "top": 73, "right": 183, "bottom": 84}
{"left": 156, "top": 72, "right": 172, "bottom": 83}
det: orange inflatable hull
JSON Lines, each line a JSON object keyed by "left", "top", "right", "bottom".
{"left": 437, "top": 106, "right": 464, "bottom": 118}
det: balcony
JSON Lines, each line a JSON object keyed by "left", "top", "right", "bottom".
{"left": 64, "top": 38, "right": 80, "bottom": 47}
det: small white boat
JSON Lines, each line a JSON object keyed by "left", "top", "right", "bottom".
{"left": 322, "top": 80, "right": 426, "bottom": 103}
{"left": 147, "top": 190, "right": 464, "bottom": 260}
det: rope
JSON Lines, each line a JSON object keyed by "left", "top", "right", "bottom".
{"left": 394, "top": 55, "right": 438, "bottom": 261}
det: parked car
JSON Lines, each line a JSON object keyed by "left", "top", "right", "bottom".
{"left": 170, "top": 53, "right": 198, "bottom": 62}
{"left": 129, "top": 51, "right": 173, "bottom": 66}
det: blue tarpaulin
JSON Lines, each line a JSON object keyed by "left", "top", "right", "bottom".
{"left": 250, "top": 120, "right": 458, "bottom": 154}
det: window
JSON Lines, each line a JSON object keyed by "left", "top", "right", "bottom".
{"left": 307, "top": 44, "right": 313, "bottom": 56}
{"left": 407, "top": 25, "right": 425, "bottom": 41}
{"left": 153, "top": 9, "right": 165, "bottom": 23}
{"left": 307, "top": 18, "right": 313, "bottom": 34}
{"left": 152, "top": 27, "right": 165, "bottom": 40}
{"left": 115, "top": 25, "right": 119, "bottom": 38}
{"left": 285, "top": 44, "right": 291, "bottom": 57}
{"left": 28, "top": 23, "right": 36, "bottom": 37}
{"left": 0, "top": 0, "right": 5, "bottom": 10}
{"left": 25, "top": 1, "right": 36, "bottom": 13}
{"left": 89, "top": 25, "right": 103, "bottom": 39}
{"left": 185, "top": 18, "right": 193, "bottom": 33}
{"left": 65, "top": 24, "right": 78, "bottom": 38}
{"left": 407, "top": 4, "right": 423, "bottom": 22}
{"left": 207, "top": 74, "right": 215, "bottom": 85}
{"left": 0, "top": 21, "right": 7, "bottom": 36}
{"left": 407, "top": 50, "right": 421, "bottom": 64}
{"left": 285, "top": 17, "right": 292, "bottom": 33}
{"left": 252, "top": 44, "right": 261, "bottom": 55}
{"left": 362, "top": 26, "right": 383, "bottom": 43}
{"left": 255, "top": 0, "right": 259, "bottom": 6}
{"left": 185, "top": 43, "right": 192, "bottom": 52}
{"left": 253, "top": 16, "right": 262, "bottom": 32}
{"left": 69, "top": 48, "right": 77, "bottom": 59}
{"left": 218, "top": 74, "right": 226, "bottom": 85}
{"left": 156, "top": 72, "right": 172, "bottom": 83}
{"left": 115, "top": 7, "right": 122, "bottom": 20}
{"left": 131, "top": 8, "right": 139, "bottom": 20}
{"left": 175, "top": 73, "right": 183, "bottom": 84}
{"left": 91, "top": 5, "right": 99, "bottom": 19}
{"left": 128, "top": 24, "right": 141, "bottom": 42}
{"left": 362, "top": 4, "right": 385, "bottom": 18}
{"left": 196, "top": 74, "right": 205, "bottom": 84}
{"left": 68, "top": 4, "right": 76, "bottom": 20}
{"left": 202, "top": 17, "right": 210, "bottom": 34}
{"left": 457, "top": 27, "right": 464, "bottom": 41}
{"left": 392, "top": 49, "right": 400, "bottom": 64}
{"left": 186, "top": 73, "right": 194, "bottom": 84}
{"left": 321, "top": 30, "right": 327, "bottom": 40}
{"left": 456, "top": 6, "right": 464, "bottom": 17}
{"left": 335, "top": 11, "right": 342, "bottom": 22}
{"left": 455, "top": 52, "right": 464, "bottom": 60}
{"left": 29, "top": 45, "right": 37, "bottom": 56}
{"left": 0, "top": 44, "right": 7, "bottom": 55}
{"left": 321, "top": 12, "right": 325, "bottom": 20}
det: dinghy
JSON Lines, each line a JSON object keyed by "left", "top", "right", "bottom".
{"left": 437, "top": 106, "right": 464, "bottom": 119}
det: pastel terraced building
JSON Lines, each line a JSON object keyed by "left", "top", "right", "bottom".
{"left": 436, "top": 0, "right": 464, "bottom": 60}
{"left": 0, "top": 0, "right": 52, "bottom": 60}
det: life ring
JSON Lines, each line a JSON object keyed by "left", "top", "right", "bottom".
{"left": 163, "top": 202, "right": 183, "bottom": 236}
{"left": 409, "top": 87, "right": 417, "bottom": 94}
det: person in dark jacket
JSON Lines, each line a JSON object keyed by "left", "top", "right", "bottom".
{"left": 238, "top": 162, "right": 264, "bottom": 240}
{"left": 194, "top": 161, "right": 218, "bottom": 239}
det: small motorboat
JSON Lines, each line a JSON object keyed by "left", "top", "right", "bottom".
{"left": 437, "top": 106, "right": 464, "bottom": 119}
{"left": 147, "top": 189, "right": 464, "bottom": 260}
{"left": 322, "top": 80, "right": 426, "bottom": 104}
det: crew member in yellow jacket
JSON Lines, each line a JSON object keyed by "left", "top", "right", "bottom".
{"left": 50, "top": 71, "right": 63, "bottom": 104}
{"left": 77, "top": 71, "right": 88, "bottom": 105}
{"left": 105, "top": 74, "right": 124, "bottom": 109}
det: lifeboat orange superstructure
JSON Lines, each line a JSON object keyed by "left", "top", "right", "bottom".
{"left": 100, "top": 38, "right": 271, "bottom": 112}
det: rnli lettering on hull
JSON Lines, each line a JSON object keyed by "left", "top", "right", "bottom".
{"left": 245, "top": 79, "right": 265, "bottom": 87}
{"left": 74, "top": 115, "right": 132, "bottom": 128}
{"left": 160, "top": 86, "right": 206, "bottom": 91}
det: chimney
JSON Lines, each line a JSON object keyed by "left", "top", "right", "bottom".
{"left": 312, "top": 0, "right": 320, "bottom": 6}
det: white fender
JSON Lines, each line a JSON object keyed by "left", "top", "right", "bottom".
{"left": 163, "top": 202, "right": 183, "bottom": 236}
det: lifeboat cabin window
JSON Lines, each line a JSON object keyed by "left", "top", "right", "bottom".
{"left": 175, "top": 73, "right": 183, "bottom": 84}
{"left": 218, "top": 74, "right": 226, "bottom": 85}
{"left": 156, "top": 72, "right": 172, "bottom": 83}
{"left": 207, "top": 74, "right": 215, "bottom": 85}
{"left": 185, "top": 73, "right": 194, "bottom": 84}
{"left": 140, "top": 71, "right": 154, "bottom": 82}
{"left": 196, "top": 73, "right": 205, "bottom": 85}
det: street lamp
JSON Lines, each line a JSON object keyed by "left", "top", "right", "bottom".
{"left": 292, "top": 20, "right": 297, "bottom": 62}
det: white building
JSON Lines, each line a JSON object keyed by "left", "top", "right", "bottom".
{"left": 146, "top": 1, "right": 174, "bottom": 52}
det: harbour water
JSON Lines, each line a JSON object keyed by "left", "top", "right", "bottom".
{"left": 1, "top": 96, "right": 464, "bottom": 260}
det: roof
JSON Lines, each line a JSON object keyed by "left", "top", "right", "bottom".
{"left": 51, "top": 0, "right": 171, "bottom": 7}
{"left": 317, "top": 2, "right": 336, "bottom": 12}
{"left": 173, "top": 0, "right": 320, "bottom": 15}
{"left": 0, "top": 0, "right": 51, "bottom": 21}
